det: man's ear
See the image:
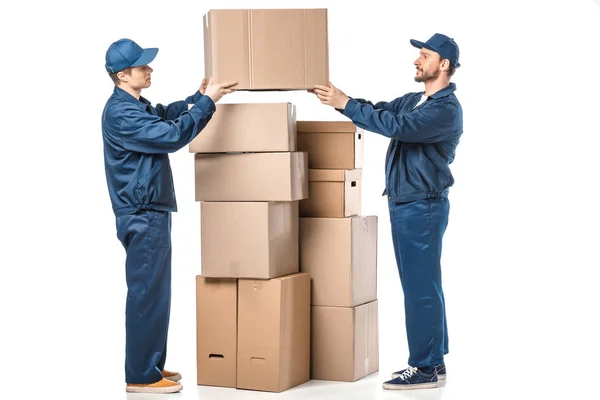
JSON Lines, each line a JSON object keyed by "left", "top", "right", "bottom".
{"left": 117, "top": 71, "right": 128, "bottom": 83}
{"left": 440, "top": 58, "right": 450, "bottom": 72}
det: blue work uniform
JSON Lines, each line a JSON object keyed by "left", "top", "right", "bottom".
{"left": 102, "top": 86, "right": 215, "bottom": 383}
{"left": 341, "top": 83, "right": 463, "bottom": 368}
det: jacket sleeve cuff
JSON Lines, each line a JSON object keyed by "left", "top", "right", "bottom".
{"left": 194, "top": 95, "right": 216, "bottom": 113}
{"left": 189, "top": 90, "right": 203, "bottom": 103}
{"left": 187, "top": 95, "right": 216, "bottom": 123}
{"left": 343, "top": 98, "right": 359, "bottom": 119}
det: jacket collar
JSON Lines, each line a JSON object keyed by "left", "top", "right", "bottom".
{"left": 427, "top": 82, "right": 457, "bottom": 100}
{"left": 113, "top": 86, "right": 151, "bottom": 106}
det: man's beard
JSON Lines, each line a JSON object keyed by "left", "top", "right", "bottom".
{"left": 414, "top": 68, "right": 440, "bottom": 83}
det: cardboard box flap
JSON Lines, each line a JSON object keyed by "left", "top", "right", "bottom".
{"left": 308, "top": 169, "right": 362, "bottom": 182}
{"left": 297, "top": 121, "right": 358, "bottom": 133}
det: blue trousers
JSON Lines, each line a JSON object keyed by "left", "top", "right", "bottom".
{"left": 116, "top": 210, "right": 172, "bottom": 384}
{"left": 388, "top": 198, "right": 449, "bottom": 368}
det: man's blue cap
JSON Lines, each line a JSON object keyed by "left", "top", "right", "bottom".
{"left": 410, "top": 33, "right": 460, "bottom": 68}
{"left": 105, "top": 38, "right": 158, "bottom": 73}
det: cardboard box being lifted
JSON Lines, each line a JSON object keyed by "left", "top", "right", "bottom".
{"left": 196, "top": 276, "right": 238, "bottom": 388}
{"left": 189, "top": 103, "right": 297, "bottom": 153}
{"left": 237, "top": 273, "right": 311, "bottom": 392}
{"left": 300, "top": 169, "right": 362, "bottom": 218}
{"left": 300, "top": 216, "right": 377, "bottom": 307}
{"left": 195, "top": 152, "right": 308, "bottom": 201}
{"left": 297, "top": 121, "right": 364, "bottom": 169}
{"left": 203, "top": 9, "right": 329, "bottom": 90}
{"left": 201, "top": 202, "right": 299, "bottom": 279}
{"left": 311, "top": 301, "right": 379, "bottom": 382}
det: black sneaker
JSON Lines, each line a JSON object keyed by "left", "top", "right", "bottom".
{"left": 392, "top": 363, "right": 446, "bottom": 381}
{"left": 383, "top": 366, "right": 438, "bottom": 390}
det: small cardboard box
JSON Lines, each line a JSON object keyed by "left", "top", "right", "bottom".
{"left": 300, "top": 169, "right": 361, "bottom": 218}
{"left": 297, "top": 121, "right": 364, "bottom": 169}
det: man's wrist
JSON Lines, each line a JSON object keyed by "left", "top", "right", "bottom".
{"left": 339, "top": 96, "right": 350, "bottom": 110}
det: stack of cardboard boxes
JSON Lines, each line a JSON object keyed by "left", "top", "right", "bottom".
{"left": 297, "top": 121, "right": 380, "bottom": 382}
{"left": 189, "top": 8, "right": 379, "bottom": 393}
{"left": 191, "top": 102, "right": 310, "bottom": 393}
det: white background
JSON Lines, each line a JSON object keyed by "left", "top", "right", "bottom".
{"left": 1, "top": 1, "right": 599, "bottom": 399}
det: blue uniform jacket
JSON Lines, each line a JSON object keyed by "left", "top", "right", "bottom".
{"left": 102, "top": 86, "right": 215, "bottom": 216}
{"left": 342, "top": 83, "right": 463, "bottom": 203}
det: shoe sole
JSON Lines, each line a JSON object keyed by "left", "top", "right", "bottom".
{"left": 164, "top": 373, "right": 182, "bottom": 382}
{"left": 392, "top": 373, "right": 446, "bottom": 380}
{"left": 126, "top": 383, "right": 183, "bottom": 394}
{"left": 382, "top": 382, "right": 439, "bottom": 390}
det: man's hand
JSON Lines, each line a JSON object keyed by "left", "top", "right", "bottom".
{"left": 199, "top": 78, "right": 207, "bottom": 95}
{"left": 311, "top": 82, "right": 350, "bottom": 110}
{"left": 204, "top": 77, "right": 238, "bottom": 103}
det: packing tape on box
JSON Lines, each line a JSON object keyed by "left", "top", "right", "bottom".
{"left": 364, "top": 358, "right": 370, "bottom": 376}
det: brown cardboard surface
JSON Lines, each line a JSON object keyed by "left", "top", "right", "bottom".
{"left": 307, "top": 169, "right": 362, "bottom": 182}
{"left": 194, "top": 152, "right": 308, "bottom": 201}
{"left": 200, "top": 202, "right": 299, "bottom": 279}
{"left": 300, "top": 216, "right": 377, "bottom": 307}
{"left": 196, "top": 276, "right": 238, "bottom": 388}
{"left": 300, "top": 169, "right": 362, "bottom": 217}
{"left": 297, "top": 121, "right": 364, "bottom": 169}
{"left": 189, "top": 103, "right": 297, "bottom": 153}
{"left": 237, "top": 273, "right": 311, "bottom": 392}
{"left": 203, "top": 9, "right": 328, "bottom": 90}
{"left": 311, "top": 301, "right": 379, "bottom": 382}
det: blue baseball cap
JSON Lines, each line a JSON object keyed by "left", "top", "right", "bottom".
{"left": 105, "top": 38, "right": 158, "bottom": 73}
{"left": 410, "top": 33, "right": 460, "bottom": 68}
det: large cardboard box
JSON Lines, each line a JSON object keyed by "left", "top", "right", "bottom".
{"left": 196, "top": 276, "right": 238, "bottom": 388}
{"left": 237, "top": 273, "right": 311, "bottom": 392}
{"left": 300, "top": 169, "right": 362, "bottom": 218}
{"left": 297, "top": 121, "right": 364, "bottom": 169}
{"left": 195, "top": 152, "right": 308, "bottom": 201}
{"left": 311, "top": 301, "right": 379, "bottom": 382}
{"left": 189, "top": 103, "right": 297, "bottom": 153}
{"left": 201, "top": 202, "right": 299, "bottom": 279}
{"left": 203, "top": 9, "right": 329, "bottom": 90}
{"left": 300, "top": 216, "right": 377, "bottom": 307}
